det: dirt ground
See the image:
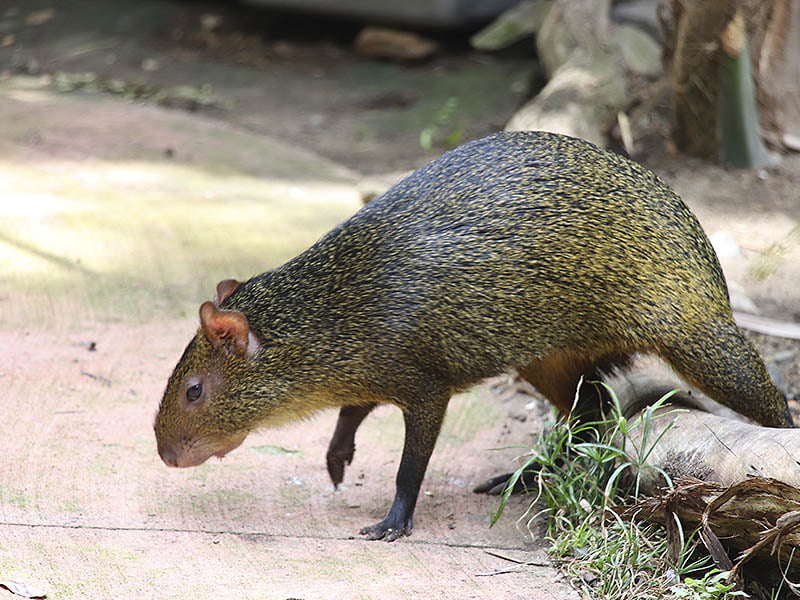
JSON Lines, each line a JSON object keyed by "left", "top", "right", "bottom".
{"left": 1, "top": 1, "right": 799, "bottom": 599}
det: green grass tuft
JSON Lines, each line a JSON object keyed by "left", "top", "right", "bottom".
{"left": 493, "top": 383, "right": 751, "bottom": 600}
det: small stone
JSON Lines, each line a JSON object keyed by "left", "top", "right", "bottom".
{"left": 774, "top": 349, "right": 798, "bottom": 363}
{"left": 200, "top": 13, "right": 222, "bottom": 32}
{"left": 709, "top": 230, "right": 742, "bottom": 259}
{"left": 783, "top": 133, "right": 800, "bottom": 152}
{"left": 726, "top": 281, "right": 760, "bottom": 315}
{"left": 141, "top": 58, "right": 160, "bottom": 72}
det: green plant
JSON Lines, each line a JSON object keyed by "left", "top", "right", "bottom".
{"left": 750, "top": 223, "right": 800, "bottom": 280}
{"left": 493, "top": 383, "right": 681, "bottom": 530}
{"left": 419, "top": 97, "right": 464, "bottom": 151}
{"left": 670, "top": 570, "right": 747, "bottom": 599}
{"left": 490, "top": 383, "right": 743, "bottom": 600}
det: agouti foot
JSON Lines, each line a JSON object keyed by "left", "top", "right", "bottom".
{"left": 359, "top": 520, "right": 412, "bottom": 542}
{"left": 326, "top": 448, "right": 354, "bottom": 488}
{"left": 472, "top": 464, "right": 544, "bottom": 495}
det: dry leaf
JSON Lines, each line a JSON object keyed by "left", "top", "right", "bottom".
{"left": 783, "top": 133, "right": 800, "bottom": 152}
{"left": 0, "top": 579, "right": 48, "bottom": 599}
{"left": 354, "top": 27, "right": 437, "bottom": 62}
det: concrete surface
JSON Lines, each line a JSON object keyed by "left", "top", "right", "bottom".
{"left": 3, "top": 2, "right": 798, "bottom": 598}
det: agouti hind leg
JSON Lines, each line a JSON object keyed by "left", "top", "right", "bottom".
{"left": 360, "top": 392, "right": 450, "bottom": 541}
{"left": 326, "top": 403, "right": 378, "bottom": 488}
{"left": 660, "top": 320, "right": 794, "bottom": 428}
{"left": 473, "top": 352, "right": 629, "bottom": 495}
{"left": 516, "top": 352, "right": 631, "bottom": 415}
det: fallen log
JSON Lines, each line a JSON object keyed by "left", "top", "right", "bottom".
{"left": 606, "top": 359, "right": 800, "bottom": 579}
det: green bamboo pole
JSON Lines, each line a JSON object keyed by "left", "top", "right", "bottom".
{"left": 718, "top": 10, "right": 771, "bottom": 168}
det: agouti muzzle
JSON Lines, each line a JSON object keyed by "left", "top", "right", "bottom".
{"left": 155, "top": 131, "right": 793, "bottom": 541}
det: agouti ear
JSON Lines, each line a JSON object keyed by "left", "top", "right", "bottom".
{"left": 199, "top": 301, "right": 255, "bottom": 356}
{"left": 215, "top": 279, "right": 241, "bottom": 306}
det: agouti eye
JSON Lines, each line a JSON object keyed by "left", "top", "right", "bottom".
{"left": 186, "top": 383, "right": 203, "bottom": 402}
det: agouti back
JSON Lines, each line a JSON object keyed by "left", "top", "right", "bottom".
{"left": 154, "top": 131, "right": 793, "bottom": 542}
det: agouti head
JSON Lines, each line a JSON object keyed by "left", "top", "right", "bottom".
{"left": 154, "top": 279, "right": 302, "bottom": 468}
{"left": 154, "top": 293, "right": 257, "bottom": 468}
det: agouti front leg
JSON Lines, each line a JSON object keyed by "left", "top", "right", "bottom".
{"left": 326, "top": 403, "right": 377, "bottom": 488}
{"left": 360, "top": 394, "right": 449, "bottom": 541}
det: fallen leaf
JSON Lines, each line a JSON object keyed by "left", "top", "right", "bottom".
{"left": 354, "top": 27, "right": 437, "bottom": 62}
{"left": 250, "top": 445, "right": 302, "bottom": 456}
{"left": 0, "top": 579, "right": 48, "bottom": 599}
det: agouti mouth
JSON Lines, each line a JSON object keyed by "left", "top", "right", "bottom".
{"left": 213, "top": 435, "right": 246, "bottom": 460}
{"left": 158, "top": 434, "right": 246, "bottom": 468}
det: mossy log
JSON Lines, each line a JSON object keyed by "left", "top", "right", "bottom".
{"left": 504, "top": 0, "right": 630, "bottom": 148}
{"left": 500, "top": 0, "right": 661, "bottom": 149}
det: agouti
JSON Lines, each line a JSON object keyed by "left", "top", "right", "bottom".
{"left": 154, "top": 131, "right": 793, "bottom": 542}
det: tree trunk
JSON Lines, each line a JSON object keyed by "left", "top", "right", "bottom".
{"left": 666, "top": 0, "right": 737, "bottom": 157}
{"left": 665, "top": 0, "right": 796, "bottom": 159}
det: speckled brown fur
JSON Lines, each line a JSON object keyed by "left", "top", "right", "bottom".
{"left": 154, "top": 131, "right": 793, "bottom": 541}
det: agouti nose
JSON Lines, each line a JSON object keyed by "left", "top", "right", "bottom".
{"left": 158, "top": 444, "right": 179, "bottom": 467}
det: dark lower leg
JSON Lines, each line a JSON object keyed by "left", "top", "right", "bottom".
{"left": 326, "top": 403, "right": 378, "bottom": 487}
{"left": 360, "top": 396, "right": 449, "bottom": 541}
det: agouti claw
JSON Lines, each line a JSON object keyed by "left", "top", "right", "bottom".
{"left": 359, "top": 522, "right": 412, "bottom": 542}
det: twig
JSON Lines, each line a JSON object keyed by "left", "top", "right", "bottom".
{"left": 483, "top": 549, "right": 547, "bottom": 565}
{"left": 81, "top": 370, "right": 112, "bottom": 387}
{"left": 476, "top": 549, "right": 549, "bottom": 575}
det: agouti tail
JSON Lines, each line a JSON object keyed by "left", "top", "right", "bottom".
{"left": 154, "top": 131, "right": 793, "bottom": 542}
